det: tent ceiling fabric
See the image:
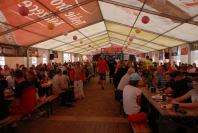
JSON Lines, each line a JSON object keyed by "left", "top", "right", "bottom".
{"left": 0, "top": 0, "right": 198, "bottom": 55}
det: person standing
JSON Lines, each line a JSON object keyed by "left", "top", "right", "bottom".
{"left": 144, "top": 56, "right": 152, "bottom": 69}
{"left": 97, "top": 57, "right": 108, "bottom": 90}
{"left": 74, "top": 62, "right": 85, "bottom": 100}
{"left": 107, "top": 57, "right": 117, "bottom": 83}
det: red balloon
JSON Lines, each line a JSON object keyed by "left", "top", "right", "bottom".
{"left": 142, "top": 16, "right": 150, "bottom": 24}
{"left": 18, "top": 6, "right": 29, "bottom": 16}
{"left": 73, "top": 35, "right": 78, "bottom": 40}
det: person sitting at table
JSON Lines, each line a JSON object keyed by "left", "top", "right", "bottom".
{"left": 0, "top": 74, "right": 10, "bottom": 124}
{"left": 164, "top": 71, "right": 192, "bottom": 102}
{"left": 123, "top": 73, "right": 142, "bottom": 115}
{"left": 52, "top": 69, "right": 71, "bottom": 106}
{"left": 117, "top": 67, "right": 135, "bottom": 91}
{"left": 170, "top": 77, "right": 198, "bottom": 109}
{"left": 116, "top": 67, "right": 135, "bottom": 101}
{"left": 10, "top": 70, "right": 37, "bottom": 115}
{"left": 6, "top": 69, "right": 15, "bottom": 89}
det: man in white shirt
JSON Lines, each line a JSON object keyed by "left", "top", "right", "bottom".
{"left": 52, "top": 69, "right": 70, "bottom": 106}
{"left": 52, "top": 69, "right": 68, "bottom": 94}
{"left": 123, "top": 74, "right": 142, "bottom": 115}
{"left": 117, "top": 67, "right": 134, "bottom": 91}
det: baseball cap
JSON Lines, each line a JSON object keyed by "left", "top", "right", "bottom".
{"left": 130, "top": 72, "right": 142, "bottom": 81}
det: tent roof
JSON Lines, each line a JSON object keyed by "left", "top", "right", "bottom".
{"left": 0, "top": 0, "right": 198, "bottom": 55}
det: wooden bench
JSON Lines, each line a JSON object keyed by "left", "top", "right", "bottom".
{"left": 0, "top": 95, "right": 59, "bottom": 130}
{"left": 0, "top": 115, "right": 21, "bottom": 129}
{"left": 130, "top": 122, "right": 151, "bottom": 133}
{"left": 34, "top": 94, "right": 59, "bottom": 116}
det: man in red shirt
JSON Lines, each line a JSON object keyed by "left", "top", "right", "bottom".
{"left": 97, "top": 57, "right": 108, "bottom": 90}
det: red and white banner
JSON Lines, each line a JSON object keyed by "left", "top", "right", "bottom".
{"left": 0, "top": 0, "right": 103, "bottom": 45}
{"left": 101, "top": 47, "right": 123, "bottom": 53}
{"left": 181, "top": 47, "right": 188, "bottom": 55}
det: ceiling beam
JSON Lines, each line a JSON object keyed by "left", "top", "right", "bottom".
{"left": 108, "top": 29, "right": 167, "bottom": 47}
{"left": 137, "top": 14, "right": 198, "bottom": 49}
{"left": 110, "top": 42, "right": 140, "bottom": 54}
{"left": 110, "top": 37, "right": 157, "bottom": 50}
{"left": 67, "top": 39, "right": 109, "bottom": 53}
{"left": 105, "top": 19, "right": 187, "bottom": 42}
{"left": 57, "top": 36, "right": 109, "bottom": 51}
{"left": 100, "top": 0, "right": 198, "bottom": 26}
{"left": 97, "top": 1, "right": 111, "bottom": 47}
{"left": 0, "top": 0, "right": 97, "bottom": 36}
{"left": 50, "top": 30, "right": 107, "bottom": 50}
{"left": 122, "top": 0, "right": 147, "bottom": 47}
{"left": 79, "top": 43, "right": 110, "bottom": 54}
{"left": 36, "top": 0, "right": 104, "bottom": 52}
{"left": 141, "top": 0, "right": 191, "bottom": 19}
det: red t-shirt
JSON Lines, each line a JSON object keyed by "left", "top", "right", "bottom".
{"left": 97, "top": 60, "right": 107, "bottom": 74}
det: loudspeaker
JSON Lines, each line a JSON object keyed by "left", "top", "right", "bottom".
{"left": 129, "top": 54, "right": 136, "bottom": 62}
{"left": 49, "top": 54, "right": 54, "bottom": 60}
{"left": 165, "top": 52, "right": 169, "bottom": 59}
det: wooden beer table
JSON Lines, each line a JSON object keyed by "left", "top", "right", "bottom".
{"left": 140, "top": 87, "right": 198, "bottom": 118}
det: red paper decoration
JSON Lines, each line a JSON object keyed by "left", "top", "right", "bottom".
{"left": 73, "top": 35, "right": 78, "bottom": 40}
{"left": 48, "top": 23, "right": 54, "bottom": 30}
{"left": 142, "top": 16, "right": 150, "bottom": 24}
{"left": 18, "top": 6, "right": 29, "bottom": 16}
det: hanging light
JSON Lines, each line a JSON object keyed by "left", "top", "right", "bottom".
{"left": 128, "top": 36, "right": 134, "bottom": 42}
{"left": 48, "top": 23, "right": 54, "bottom": 30}
{"left": 142, "top": 16, "right": 150, "bottom": 24}
{"left": 135, "top": 28, "right": 141, "bottom": 34}
{"left": 80, "top": 40, "right": 83, "bottom": 44}
{"left": 73, "top": 35, "right": 78, "bottom": 40}
{"left": 18, "top": 5, "right": 29, "bottom": 16}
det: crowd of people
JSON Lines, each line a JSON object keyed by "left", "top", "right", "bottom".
{"left": 0, "top": 56, "right": 198, "bottom": 132}
{"left": 104, "top": 55, "right": 198, "bottom": 133}
{"left": 0, "top": 62, "right": 94, "bottom": 126}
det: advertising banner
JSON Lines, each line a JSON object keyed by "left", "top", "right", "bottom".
{"left": 0, "top": 0, "right": 103, "bottom": 45}
{"left": 101, "top": 47, "right": 122, "bottom": 53}
{"left": 181, "top": 47, "right": 188, "bottom": 55}
{"left": 0, "top": 43, "right": 27, "bottom": 57}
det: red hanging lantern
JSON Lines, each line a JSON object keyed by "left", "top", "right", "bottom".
{"left": 48, "top": 23, "right": 54, "bottom": 30}
{"left": 142, "top": 16, "right": 150, "bottom": 24}
{"left": 18, "top": 6, "right": 29, "bottom": 16}
{"left": 73, "top": 35, "right": 78, "bottom": 40}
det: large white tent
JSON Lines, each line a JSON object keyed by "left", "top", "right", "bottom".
{"left": 0, "top": 0, "right": 198, "bottom": 55}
